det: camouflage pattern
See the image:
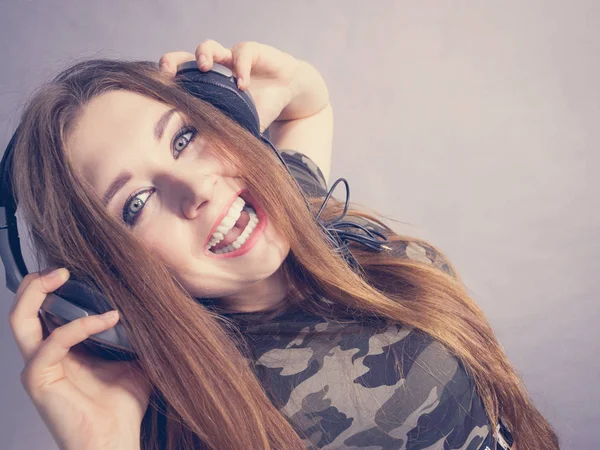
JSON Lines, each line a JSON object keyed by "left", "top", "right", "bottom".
{"left": 217, "top": 151, "right": 512, "bottom": 449}
{"left": 226, "top": 306, "right": 497, "bottom": 449}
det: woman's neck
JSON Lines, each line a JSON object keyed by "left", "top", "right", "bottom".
{"left": 217, "top": 266, "right": 289, "bottom": 313}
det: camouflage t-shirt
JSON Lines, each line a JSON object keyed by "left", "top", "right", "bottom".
{"left": 218, "top": 150, "right": 513, "bottom": 450}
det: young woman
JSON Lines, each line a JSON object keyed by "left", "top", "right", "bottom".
{"left": 7, "top": 40, "right": 559, "bottom": 449}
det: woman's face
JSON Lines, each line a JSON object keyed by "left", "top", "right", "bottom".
{"left": 66, "top": 90, "right": 290, "bottom": 309}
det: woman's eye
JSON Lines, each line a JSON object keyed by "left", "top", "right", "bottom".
{"left": 172, "top": 127, "right": 197, "bottom": 158}
{"left": 122, "top": 188, "right": 154, "bottom": 227}
{"left": 121, "top": 126, "right": 197, "bottom": 227}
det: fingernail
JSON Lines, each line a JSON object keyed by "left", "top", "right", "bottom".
{"left": 45, "top": 267, "right": 69, "bottom": 282}
{"left": 237, "top": 77, "right": 244, "bottom": 89}
{"left": 199, "top": 55, "right": 208, "bottom": 69}
{"left": 101, "top": 310, "right": 119, "bottom": 321}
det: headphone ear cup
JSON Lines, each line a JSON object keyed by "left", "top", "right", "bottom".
{"left": 53, "top": 277, "right": 112, "bottom": 313}
{"left": 40, "top": 276, "right": 137, "bottom": 361}
{"left": 175, "top": 62, "right": 262, "bottom": 139}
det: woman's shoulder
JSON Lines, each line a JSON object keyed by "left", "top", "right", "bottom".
{"left": 278, "top": 149, "right": 457, "bottom": 279}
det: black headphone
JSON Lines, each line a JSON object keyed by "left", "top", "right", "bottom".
{"left": 0, "top": 61, "right": 388, "bottom": 361}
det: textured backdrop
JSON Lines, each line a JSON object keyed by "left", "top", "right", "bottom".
{"left": 0, "top": 1, "right": 597, "bottom": 449}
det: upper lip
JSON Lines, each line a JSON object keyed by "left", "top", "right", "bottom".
{"left": 205, "top": 189, "right": 247, "bottom": 246}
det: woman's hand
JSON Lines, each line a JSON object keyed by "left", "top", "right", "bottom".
{"left": 8, "top": 268, "right": 151, "bottom": 450}
{"left": 160, "top": 39, "right": 333, "bottom": 179}
{"left": 159, "top": 40, "right": 318, "bottom": 132}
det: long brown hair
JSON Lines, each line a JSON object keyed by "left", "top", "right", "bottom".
{"left": 11, "top": 59, "right": 559, "bottom": 449}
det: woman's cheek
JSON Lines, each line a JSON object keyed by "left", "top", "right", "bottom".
{"left": 138, "top": 223, "right": 177, "bottom": 262}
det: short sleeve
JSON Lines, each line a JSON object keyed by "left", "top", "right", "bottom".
{"left": 386, "top": 240, "right": 458, "bottom": 279}
{"left": 279, "top": 149, "right": 328, "bottom": 198}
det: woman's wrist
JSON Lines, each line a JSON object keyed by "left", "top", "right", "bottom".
{"left": 276, "top": 60, "right": 330, "bottom": 122}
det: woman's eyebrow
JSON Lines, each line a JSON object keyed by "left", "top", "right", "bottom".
{"left": 154, "top": 108, "right": 177, "bottom": 141}
{"left": 102, "top": 107, "right": 178, "bottom": 207}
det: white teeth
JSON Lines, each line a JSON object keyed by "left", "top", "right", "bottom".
{"left": 219, "top": 216, "right": 235, "bottom": 231}
{"left": 207, "top": 207, "right": 259, "bottom": 254}
{"left": 206, "top": 196, "right": 246, "bottom": 248}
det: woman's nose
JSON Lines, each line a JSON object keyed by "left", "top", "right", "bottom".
{"left": 181, "top": 175, "right": 215, "bottom": 220}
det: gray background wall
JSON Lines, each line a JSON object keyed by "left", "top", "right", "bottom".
{"left": 0, "top": 1, "right": 597, "bottom": 449}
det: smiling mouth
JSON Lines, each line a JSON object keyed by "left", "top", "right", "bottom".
{"left": 205, "top": 192, "right": 261, "bottom": 254}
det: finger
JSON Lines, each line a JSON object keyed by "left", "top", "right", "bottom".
{"left": 158, "top": 51, "right": 196, "bottom": 76}
{"left": 8, "top": 268, "right": 70, "bottom": 364}
{"left": 195, "top": 39, "right": 233, "bottom": 72}
{"left": 231, "top": 42, "right": 260, "bottom": 90}
{"left": 26, "top": 310, "right": 120, "bottom": 380}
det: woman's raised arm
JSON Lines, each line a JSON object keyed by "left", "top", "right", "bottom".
{"left": 159, "top": 39, "right": 333, "bottom": 182}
